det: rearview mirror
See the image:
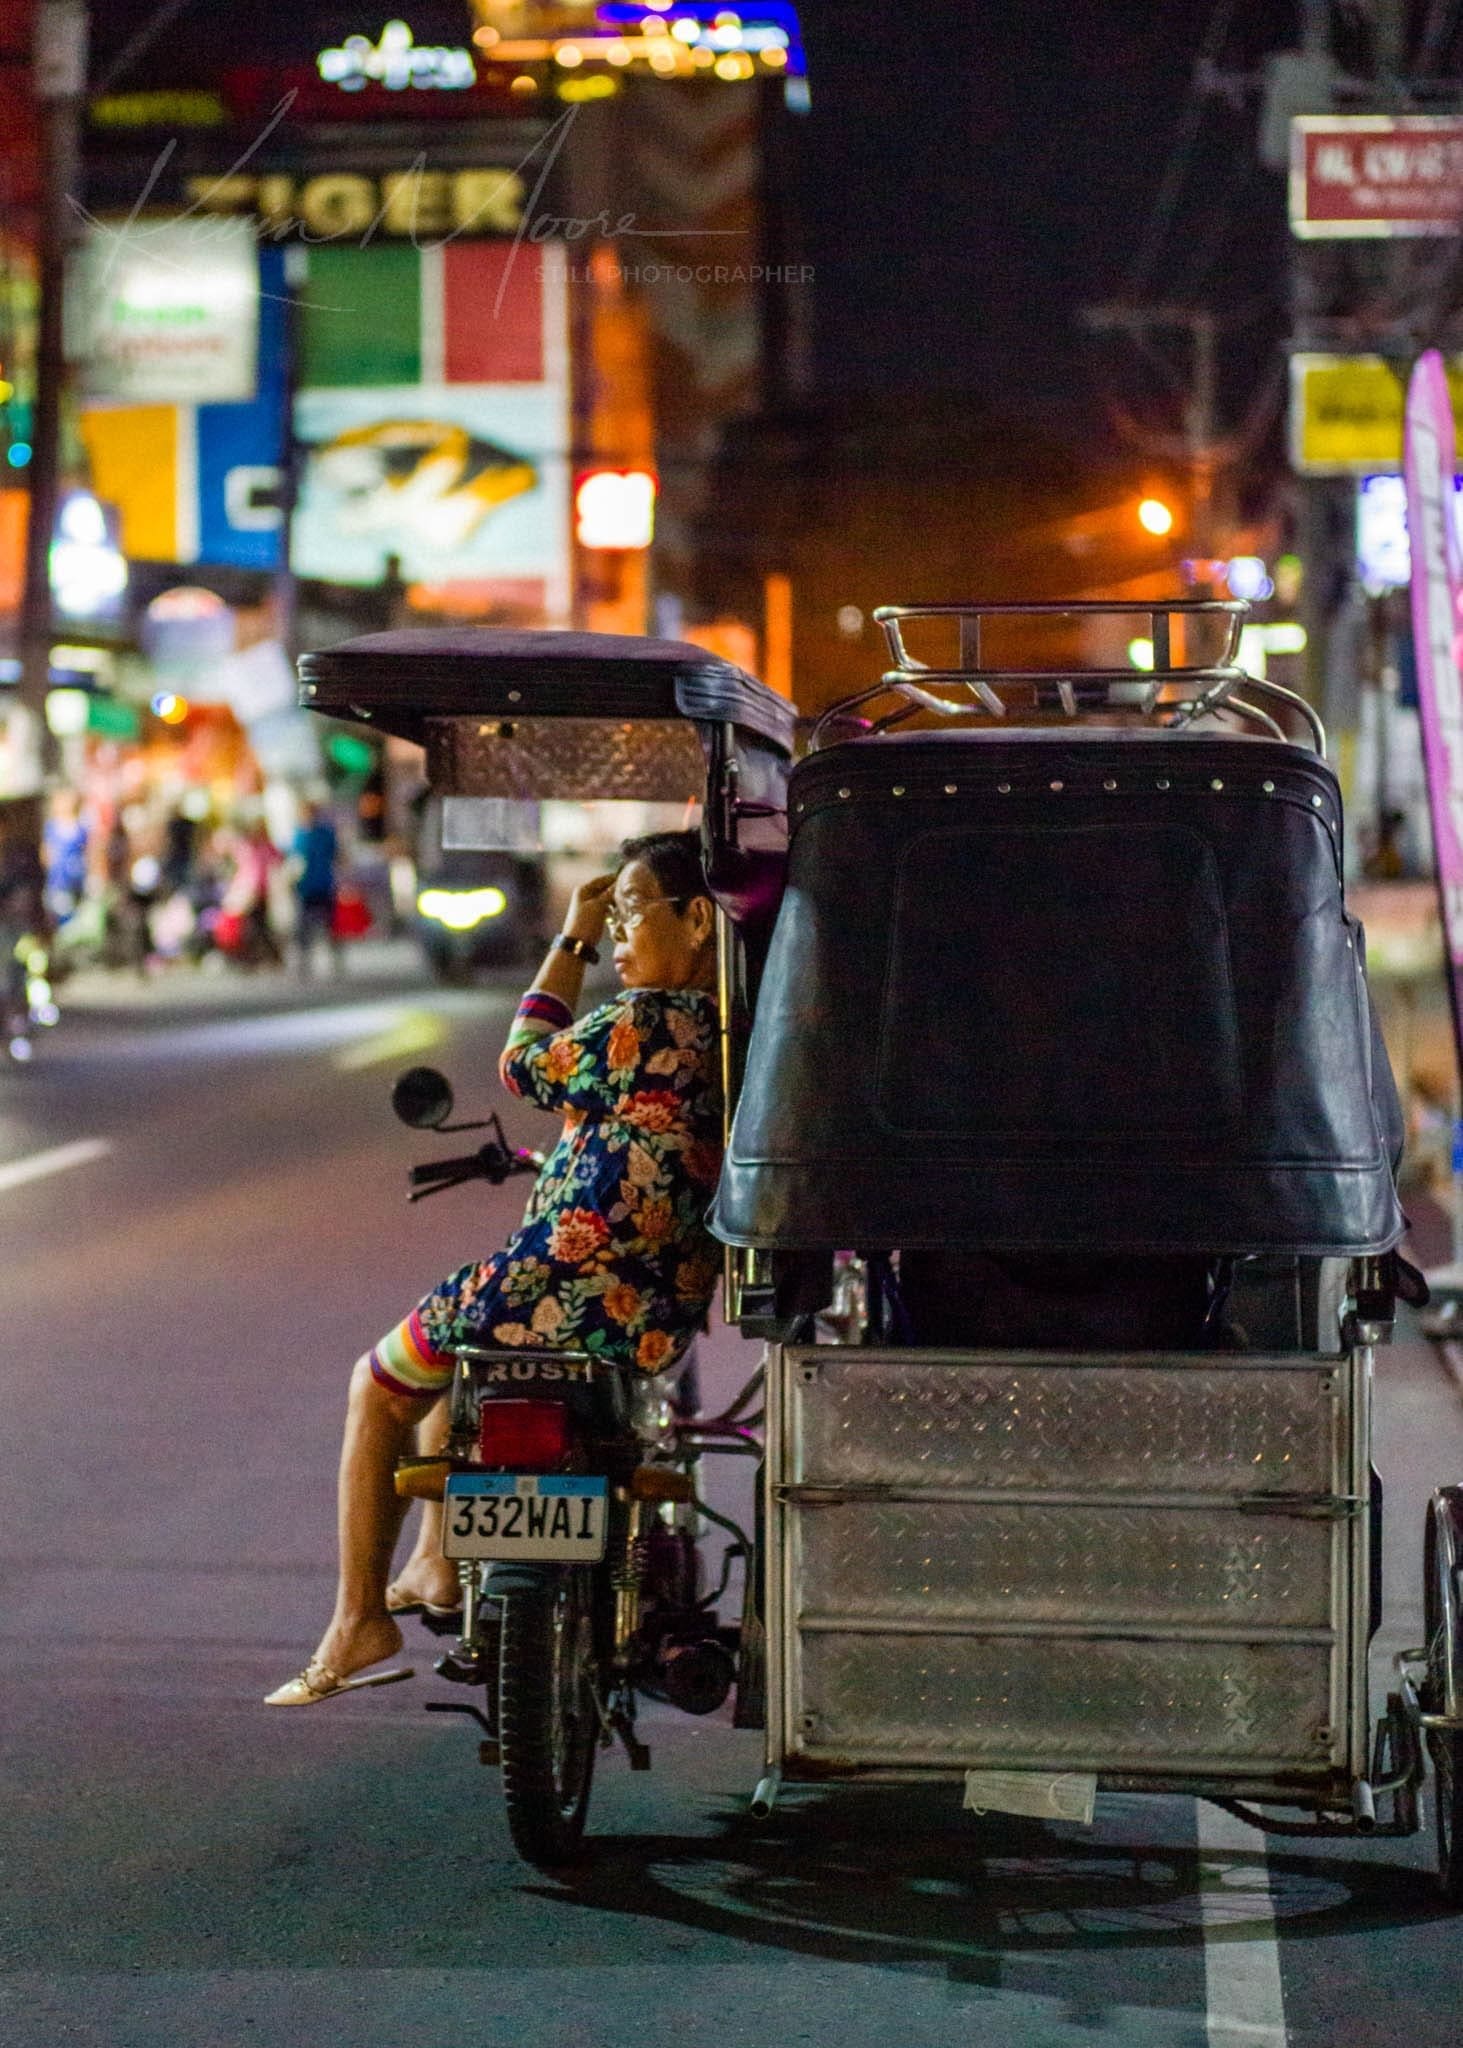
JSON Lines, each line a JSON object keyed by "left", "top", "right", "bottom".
{"left": 392, "top": 1066, "right": 455, "bottom": 1130}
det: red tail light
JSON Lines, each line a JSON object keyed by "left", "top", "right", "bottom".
{"left": 478, "top": 1398, "right": 572, "bottom": 1471}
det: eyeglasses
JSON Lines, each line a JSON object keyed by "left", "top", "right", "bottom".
{"left": 604, "top": 894, "right": 687, "bottom": 941}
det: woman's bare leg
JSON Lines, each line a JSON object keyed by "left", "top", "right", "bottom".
{"left": 302, "top": 1354, "right": 436, "bottom": 1681}
{"left": 387, "top": 1395, "right": 459, "bottom": 1610}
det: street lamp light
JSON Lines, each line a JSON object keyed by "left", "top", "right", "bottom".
{"left": 1138, "top": 497, "right": 1175, "bottom": 537}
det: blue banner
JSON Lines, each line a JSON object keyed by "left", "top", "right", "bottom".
{"left": 195, "top": 245, "right": 287, "bottom": 572}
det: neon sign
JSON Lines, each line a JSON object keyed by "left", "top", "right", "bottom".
{"left": 317, "top": 21, "right": 476, "bottom": 92}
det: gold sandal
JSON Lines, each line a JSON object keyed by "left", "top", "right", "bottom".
{"left": 263, "top": 1659, "right": 413, "bottom": 1707}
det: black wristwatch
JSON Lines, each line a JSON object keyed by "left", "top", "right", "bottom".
{"left": 552, "top": 933, "right": 600, "bottom": 965}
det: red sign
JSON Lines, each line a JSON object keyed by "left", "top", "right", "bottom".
{"left": 1292, "top": 116, "right": 1463, "bottom": 237}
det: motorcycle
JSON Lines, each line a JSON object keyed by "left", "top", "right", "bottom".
{"left": 390, "top": 1063, "right": 759, "bottom": 1868}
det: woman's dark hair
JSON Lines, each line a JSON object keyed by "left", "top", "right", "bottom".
{"left": 616, "top": 828, "right": 709, "bottom": 907}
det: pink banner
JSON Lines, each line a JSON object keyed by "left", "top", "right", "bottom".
{"left": 1404, "top": 348, "right": 1463, "bottom": 1064}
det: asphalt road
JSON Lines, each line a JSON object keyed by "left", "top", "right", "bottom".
{"left": 5, "top": 958, "right": 1463, "bottom": 2048}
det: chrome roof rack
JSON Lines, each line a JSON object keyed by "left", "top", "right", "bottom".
{"left": 807, "top": 600, "right": 1325, "bottom": 758}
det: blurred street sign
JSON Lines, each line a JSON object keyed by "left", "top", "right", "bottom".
{"left": 1291, "top": 115, "right": 1463, "bottom": 237}
{"left": 84, "top": 696, "right": 140, "bottom": 739}
{"left": 218, "top": 640, "right": 295, "bottom": 724}
{"left": 1290, "top": 352, "right": 1463, "bottom": 473}
{"left": 78, "top": 246, "right": 289, "bottom": 572}
{"left": 141, "top": 587, "right": 236, "bottom": 666}
{"left": 180, "top": 166, "right": 527, "bottom": 239}
{"left": 68, "top": 217, "right": 260, "bottom": 404}
{"left": 33, "top": 1, "right": 88, "bottom": 102}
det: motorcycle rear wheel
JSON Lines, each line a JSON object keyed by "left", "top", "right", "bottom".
{"left": 498, "top": 1569, "right": 598, "bottom": 1868}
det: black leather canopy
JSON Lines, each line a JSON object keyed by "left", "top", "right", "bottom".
{"left": 711, "top": 727, "right": 1405, "bottom": 1258}
{"left": 297, "top": 627, "right": 796, "bottom": 754}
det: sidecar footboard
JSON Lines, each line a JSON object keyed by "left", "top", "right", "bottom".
{"left": 762, "top": 1342, "right": 1376, "bottom": 1813}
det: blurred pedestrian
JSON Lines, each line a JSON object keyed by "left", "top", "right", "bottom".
{"left": 102, "top": 814, "right": 151, "bottom": 976}
{"left": 1, "top": 833, "right": 46, "bottom": 1060}
{"left": 290, "top": 799, "right": 342, "bottom": 977}
{"left": 147, "top": 808, "right": 203, "bottom": 964}
{"left": 42, "top": 790, "right": 88, "bottom": 923}
{"left": 161, "top": 808, "right": 198, "bottom": 897}
{"left": 223, "top": 819, "right": 283, "bottom": 969}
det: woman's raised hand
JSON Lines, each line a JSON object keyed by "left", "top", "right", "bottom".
{"left": 565, "top": 872, "right": 616, "bottom": 945}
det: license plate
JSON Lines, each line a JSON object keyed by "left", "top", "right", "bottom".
{"left": 443, "top": 1473, "right": 608, "bottom": 1562}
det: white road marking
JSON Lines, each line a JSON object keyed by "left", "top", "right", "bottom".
{"left": 1197, "top": 1801, "right": 1288, "bottom": 2047}
{"left": 0, "top": 1137, "right": 112, "bottom": 1196}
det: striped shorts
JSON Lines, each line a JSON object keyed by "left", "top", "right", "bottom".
{"left": 368, "top": 1248, "right": 515, "bottom": 1396}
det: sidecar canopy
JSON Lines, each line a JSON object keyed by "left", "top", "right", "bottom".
{"left": 299, "top": 627, "right": 798, "bottom": 936}
{"left": 298, "top": 626, "right": 795, "bottom": 799}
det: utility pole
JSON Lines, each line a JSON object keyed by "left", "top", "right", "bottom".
{"left": 15, "top": 0, "right": 88, "bottom": 813}
{"left": 1081, "top": 303, "right": 1230, "bottom": 564}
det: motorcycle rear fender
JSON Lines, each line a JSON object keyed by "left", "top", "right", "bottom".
{"left": 483, "top": 1561, "right": 568, "bottom": 1595}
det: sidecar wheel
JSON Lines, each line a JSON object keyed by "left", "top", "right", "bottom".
{"left": 1423, "top": 1488, "right": 1463, "bottom": 1905}
{"left": 498, "top": 1570, "right": 598, "bottom": 1868}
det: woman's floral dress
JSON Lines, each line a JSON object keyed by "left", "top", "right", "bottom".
{"left": 368, "top": 985, "right": 724, "bottom": 1396}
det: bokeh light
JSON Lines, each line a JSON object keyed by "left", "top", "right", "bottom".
{"left": 1138, "top": 497, "right": 1174, "bottom": 537}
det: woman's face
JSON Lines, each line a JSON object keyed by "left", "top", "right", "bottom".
{"left": 609, "top": 859, "right": 714, "bottom": 990}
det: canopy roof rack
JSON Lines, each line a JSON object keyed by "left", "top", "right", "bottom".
{"left": 808, "top": 599, "right": 1324, "bottom": 757}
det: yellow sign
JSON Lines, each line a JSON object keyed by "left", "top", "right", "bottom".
{"left": 90, "top": 91, "right": 227, "bottom": 127}
{"left": 1290, "top": 352, "right": 1463, "bottom": 473}
{"left": 77, "top": 406, "right": 192, "bottom": 563}
{"left": 184, "top": 168, "right": 526, "bottom": 239}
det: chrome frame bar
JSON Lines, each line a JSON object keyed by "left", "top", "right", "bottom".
{"left": 799, "top": 599, "right": 1327, "bottom": 759}
{"left": 445, "top": 1343, "right": 593, "bottom": 1369}
{"left": 874, "top": 598, "right": 1248, "bottom": 670}
{"left": 1429, "top": 1491, "right": 1463, "bottom": 1729}
{"left": 808, "top": 665, "right": 1326, "bottom": 758}
{"left": 764, "top": 1341, "right": 787, "bottom": 1786}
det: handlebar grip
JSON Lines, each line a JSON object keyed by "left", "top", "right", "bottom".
{"left": 410, "top": 1152, "right": 485, "bottom": 1186}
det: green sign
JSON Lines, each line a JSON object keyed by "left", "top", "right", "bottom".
{"left": 87, "top": 696, "right": 139, "bottom": 738}
{"left": 326, "top": 730, "right": 375, "bottom": 775}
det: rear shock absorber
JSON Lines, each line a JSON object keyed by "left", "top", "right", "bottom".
{"left": 448, "top": 1355, "right": 479, "bottom": 1459}
{"left": 612, "top": 1494, "right": 649, "bottom": 1667}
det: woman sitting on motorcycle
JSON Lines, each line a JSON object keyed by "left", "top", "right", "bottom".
{"left": 266, "top": 830, "right": 723, "bottom": 1705}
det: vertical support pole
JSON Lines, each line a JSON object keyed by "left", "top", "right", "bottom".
{"left": 1347, "top": 1344, "right": 1375, "bottom": 1786}
{"left": 1152, "top": 610, "right": 1172, "bottom": 672}
{"left": 1188, "top": 310, "right": 1218, "bottom": 565}
{"left": 762, "top": 1343, "right": 785, "bottom": 1787}
{"left": 272, "top": 244, "right": 306, "bottom": 666}
{"left": 715, "top": 901, "right": 743, "bottom": 1323}
{"left": 16, "top": 2, "right": 89, "bottom": 795}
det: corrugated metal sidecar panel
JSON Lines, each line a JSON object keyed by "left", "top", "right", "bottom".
{"left": 791, "top": 1635, "right": 1334, "bottom": 1774}
{"left": 790, "top": 1351, "right": 1337, "bottom": 1495}
{"left": 427, "top": 714, "right": 707, "bottom": 802}
{"left": 772, "top": 1348, "right": 1354, "bottom": 1783}
{"left": 791, "top": 1498, "right": 1333, "bottom": 1629}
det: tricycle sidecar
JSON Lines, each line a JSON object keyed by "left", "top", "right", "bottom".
{"left": 298, "top": 604, "right": 1463, "bottom": 1894}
